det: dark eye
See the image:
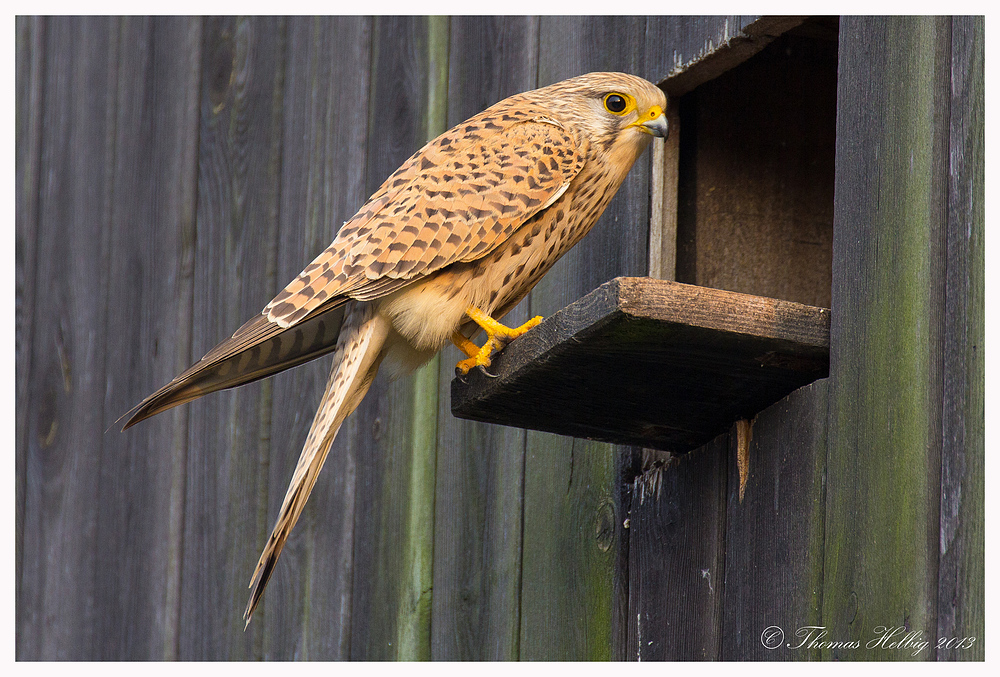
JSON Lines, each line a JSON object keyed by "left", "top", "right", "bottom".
{"left": 603, "top": 93, "right": 628, "bottom": 114}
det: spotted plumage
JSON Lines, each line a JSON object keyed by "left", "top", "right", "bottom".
{"left": 122, "top": 72, "right": 668, "bottom": 625}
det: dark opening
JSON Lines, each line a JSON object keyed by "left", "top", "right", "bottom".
{"left": 675, "top": 17, "right": 839, "bottom": 309}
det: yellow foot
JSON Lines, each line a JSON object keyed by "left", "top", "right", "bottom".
{"left": 451, "top": 307, "right": 543, "bottom": 375}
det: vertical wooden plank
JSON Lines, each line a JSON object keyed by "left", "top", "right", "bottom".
{"left": 626, "top": 439, "right": 726, "bottom": 660}
{"left": 519, "top": 16, "right": 649, "bottom": 661}
{"left": 349, "top": 15, "right": 440, "bottom": 661}
{"left": 936, "top": 15, "right": 984, "bottom": 659}
{"left": 179, "top": 16, "right": 287, "bottom": 660}
{"left": 18, "top": 17, "right": 202, "bottom": 660}
{"left": 14, "top": 15, "right": 44, "bottom": 659}
{"left": 720, "top": 381, "right": 829, "bottom": 660}
{"left": 823, "top": 16, "right": 951, "bottom": 659}
{"left": 645, "top": 98, "right": 680, "bottom": 282}
{"left": 259, "top": 16, "right": 372, "bottom": 660}
{"left": 97, "top": 16, "right": 202, "bottom": 660}
{"left": 431, "top": 15, "right": 538, "bottom": 661}
{"left": 16, "top": 16, "right": 118, "bottom": 659}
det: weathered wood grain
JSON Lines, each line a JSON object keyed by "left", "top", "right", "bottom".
{"left": 17, "top": 17, "right": 121, "bottom": 659}
{"left": 348, "top": 15, "right": 441, "bottom": 661}
{"left": 16, "top": 16, "right": 982, "bottom": 663}
{"left": 97, "top": 17, "right": 202, "bottom": 660}
{"left": 720, "top": 380, "right": 829, "bottom": 660}
{"left": 258, "top": 16, "right": 372, "bottom": 660}
{"left": 453, "top": 278, "right": 830, "bottom": 452}
{"left": 431, "top": 15, "right": 539, "bottom": 661}
{"left": 516, "top": 16, "right": 649, "bottom": 660}
{"left": 643, "top": 16, "right": 804, "bottom": 93}
{"left": 822, "top": 16, "right": 951, "bottom": 660}
{"left": 936, "top": 15, "right": 984, "bottom": 660}
{"left": 15, "top": 17, "right": 202, "bottom": 659}
{"left": 179, "top": 16, "right": 287, "bottom": 660}
{"left": 14, "top": 15, "right": 44, "bottom": 659}
{"left": 626, "top": 437, "right": 727, "bottom": 660}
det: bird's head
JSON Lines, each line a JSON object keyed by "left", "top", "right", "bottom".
{"left": 536, "top": 72, "right": 668, "bottom": 164}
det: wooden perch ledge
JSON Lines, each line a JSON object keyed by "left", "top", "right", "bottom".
{"left": 451, "top": 277, "right": 830, "bottom": 452}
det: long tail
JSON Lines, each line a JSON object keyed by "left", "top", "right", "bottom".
{"left": 244, "top": 300, "right": 388, "bottom": 626}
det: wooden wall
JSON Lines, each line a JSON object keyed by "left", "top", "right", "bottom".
{"left": 16, "top": 16, "right": 982, "bottom": 661}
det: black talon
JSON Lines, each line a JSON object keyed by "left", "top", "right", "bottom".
{"left": 476, "top": 363, "right": 500, "bottom": 379}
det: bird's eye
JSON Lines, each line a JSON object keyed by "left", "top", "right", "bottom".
{"left": 603, "top": 93, "right": 629, "bottom": 114}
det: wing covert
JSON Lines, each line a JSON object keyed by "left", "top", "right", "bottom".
{"left": 265, "top": 114, "right": 584, "bottom": 327}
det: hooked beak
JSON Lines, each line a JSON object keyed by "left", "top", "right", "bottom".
{"left": 628, "top": 105, "right": 668, "bottom": 138}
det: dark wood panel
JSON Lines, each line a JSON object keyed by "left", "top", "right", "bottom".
{"left": 14, "top": 15, "right": 980, "bottom": 663}
{"left": 644, "top": 16, "right": 806, "bottom": 92}
{"left": 626, "top": 437, "right": 727, "bottom": 660}
{"left": 257, "top": 16, "right": 372, "bottom": 660}
{"left": 96, "top": 16, "right": 203, "bottom": 660}
{"left": 452, "top": 278, "right": 830, "bottom": 452}
{"left": 936, "top": 15, "right": 984, "bottom": 660}
{"left": 14, "top": 15, "right": 44, "bottom": 660}
{"left": 178, "top": 17, "right": 286, "bottom": 660}
{"left": 18, "top": 16, "right": 120, "bottom": 659}
{"left": 348, "top": 15, "right": 441, "bottom": 661}
{"left": 518, "top": 16, "right": 649, "bottom": 660}
{"left": 431, "top": 15, "right": 538, "bottom": 661}
{"left": 720, "top": 380, "right": 829, "bottom": 660}
{"left": 822, "top": 16, "right": 951, "bottom": 660}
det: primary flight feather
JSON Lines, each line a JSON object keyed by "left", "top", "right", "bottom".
{"left": 123, "top": 72, "right": 668, "bottom": 625}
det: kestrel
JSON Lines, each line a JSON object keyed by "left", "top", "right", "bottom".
{"left": 123, "top": 72, "right": 668, "bottom": 625}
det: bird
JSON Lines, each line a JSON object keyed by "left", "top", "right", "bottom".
{"left": 122, "top": 71, "right": 668, "bottom": 626}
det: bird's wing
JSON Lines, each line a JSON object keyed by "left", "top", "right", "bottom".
{"left": 125, "top": 111, "right": 583, "bottom": 428}
{"left": 121, "top": 302, "right": 348, "bottom": 429}
{"left": 264, "top": 115, "right": 586, "bottom": 327}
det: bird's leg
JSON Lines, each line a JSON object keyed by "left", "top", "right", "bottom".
{"left": 450, "top": 331, "right": 481, "bottom": 358}
{"left": 452, "top": 305, "right": 543, "bottom": 375}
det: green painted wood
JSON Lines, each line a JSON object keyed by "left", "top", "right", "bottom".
{"left": 259, "top": 16, "right": 372, "bottom": 660}
{"left": 518, "top": 16, "right": 650, "bottom": 661}
{"left": 431, "top": 15, "right": 539, "bottom": 661}
{"left": 720, "top": 380, "right": 830, "bottom": 660}
{"left": 179, "top": 16, "right": 287, "bottom": 660}
{"left": 348, "top": 16, "right": 442, "bottom": 660}
{"left": 823, "top": 16, "right": 952, "bottom": 660}
{"left": 936, "top": 15, "right": 984, "bottom": 660}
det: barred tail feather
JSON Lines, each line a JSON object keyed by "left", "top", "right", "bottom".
{"left": 243, "top": 301, "right": 388, "bottom": 626}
